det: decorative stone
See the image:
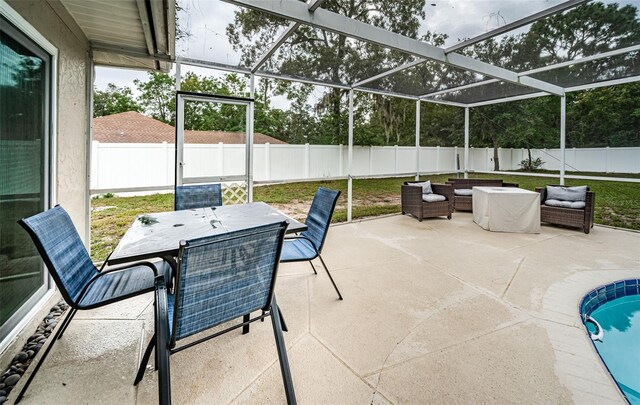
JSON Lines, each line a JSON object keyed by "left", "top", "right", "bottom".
{"left": 4, "top": 374, "right": 19, "bottom": 386}
{"left": 26, "top": 350, "right": 34, "bottom": 358}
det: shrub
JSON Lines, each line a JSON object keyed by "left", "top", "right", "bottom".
{"left": 519, "top": 157, "right": 545, "bottom": 171}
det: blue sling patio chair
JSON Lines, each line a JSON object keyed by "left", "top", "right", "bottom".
{"left": 175, "top": 183, "right": 222, "bottom": 211}
{"left": 135, "top": 221, "right": 296, "bottom": 405}
{"left": 14, "top": 205, "right": 171, "bottom": 404}
{"left": 280, "top": 187, "right": 343, "bottom": 300}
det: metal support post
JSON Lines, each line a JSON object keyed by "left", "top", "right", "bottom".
{"left": 560, "top": 95, "right": 566, "bottom": 185}
{"left": 347, "top": 90, "right": 354, "bottom": 222}
{"left": 415, "top": 100, "right": 420, "bottom": 180}
{"left": 175, "top": 61, "right": 181, "bottom": 91}
{"left": 248, "top": 74, "right": 255, "bottom": 202}
{"left": 464, "top": 107, "right": 470, "bottom": 179}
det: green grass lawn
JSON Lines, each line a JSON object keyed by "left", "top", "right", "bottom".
{"left": 91, "top": 174, "right": 640, "bottom": 261}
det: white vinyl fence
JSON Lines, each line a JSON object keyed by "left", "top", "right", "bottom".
{"left": 89, "top": 141, "right": 640, "bottom": 192}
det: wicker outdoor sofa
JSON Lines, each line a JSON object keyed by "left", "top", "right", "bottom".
{"left": 446, "top": 178, "right": 519, "bottom": 212}
{"left": 536, "top": 185, "right": 595, "bottom": 234}
{"left": 401, "top": 181, "right": 453, "bottom": 221}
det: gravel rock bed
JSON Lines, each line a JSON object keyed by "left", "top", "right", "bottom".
{"left": 0, "top": 301, "right": 68, "bottom": 404}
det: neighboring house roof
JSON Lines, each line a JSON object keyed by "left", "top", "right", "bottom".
{"left": 93, "top": 111, "right": 287, "bottom": 144}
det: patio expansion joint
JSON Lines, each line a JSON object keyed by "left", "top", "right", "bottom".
{"left": 324, "top": 255, "right": 427, "bottom": 274}
{"left": 305, "top": 331, "right": 394, "bottom": 404}
{"left": 365, "top": 318, "right": 531, "bottom": 379}
{"left": 136, "top": 299, "right": 154, "bottom": 320}
{"left": 425, "top": 259, "right": 534, "bottom": 318}
{"left": 225, "top": 331, "right": 311, "bottom": 405}
{"left": 500, "top": 256, "right": 526, "bottom": 299}
{"left": 504, "top": 233, "right": 565, "bottom": 252}
{"left": 358, "top": 294, "right": 486, "bottom": 394}
{"left": 530, "top": 313, "right": 582, "bottom": 329}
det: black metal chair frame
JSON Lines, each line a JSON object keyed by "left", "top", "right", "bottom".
{"left": 15, "top": 216, "right": 162, "bottom": 404}
{"left": 281, "top": 188, "right": 343, "bottom": 300}
{"left": 134, "top": 224, "right": 296, "bottom": 405}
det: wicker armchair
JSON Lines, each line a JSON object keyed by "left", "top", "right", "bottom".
{"left": 536, "top": 185, "right": 595, "bottom": 234}
{"left": 401, "top": 182, "right": 453, "bottom": 221}
{"left": 446, "top": 178, "right": 519, "bottom": 212}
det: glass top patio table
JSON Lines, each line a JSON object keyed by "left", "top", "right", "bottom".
{"left": 107, "top": 202, "right": 306, "bottom": 265}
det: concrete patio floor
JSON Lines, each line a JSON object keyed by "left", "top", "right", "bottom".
{"left": 10, "top": 213, "right": 640, "bottom": 404}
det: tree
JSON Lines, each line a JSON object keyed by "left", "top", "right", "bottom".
{"left": 568, "top": 82, "right": 640, "bottom": 147}
{"left": 135, "top": 72, "right": 175, "bottom": 124}
{"left": 93, "top": 83, "right": 140, "bottom": 117}
{"left": 227, "top": 0, "right": 426, "bottom": 144}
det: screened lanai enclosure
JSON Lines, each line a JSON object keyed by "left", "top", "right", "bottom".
{"left": 159, "top": 0, "right": 640, "bottom": 220}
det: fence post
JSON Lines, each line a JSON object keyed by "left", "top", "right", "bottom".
{"left": 91, "top": 140, "right": 99, "bottom": 189}
{"left": 605, "top": 146, "right": 610, "bottom": 173}
{"left": 265, "top": 142, "right": 270, "bottom": 181}
{"left": 163, "top": 141, "right": 171, "bottom": 187}
{"left": 454, "top": 146, "right": 458, "bottom": 173}
{"left": 369, "top": 146, "right": 373, "bottom": 175}
{"left": 509, "top": 148, "right": 513, "bottom": 170}
{"left": 339, "top": 144, "right": 343, "bottom": 176}
{"left": 486, "top": 147, "right": 490, "bottom": 171}
{"left": 304, "top": 143, "right": 310, "bottom": 179}
{"left": 394, "top": 145, "right": 398, "bottom": 174}
{"left": 436, "top": 145, "right": 440, "bottom": 173}
{"left": 218, "top": 142, "right": 224, "bottom": 176}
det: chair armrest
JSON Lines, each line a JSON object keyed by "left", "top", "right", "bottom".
{"left": 401, "top": 184, "right": 423, "bottom": 198}
{"left": 73, "top": 260, "right": 162, "bottom": 306}
{"left": 585, "top": 191, "right": 595, "bottom": 222}
{"left": 535, "top": 187, "right": 547, "bottom": 203}
{"left": 154, "top": 275, "right": 172, "bottom": 405}
{"left": 431, "top": 183, "right": 453, "bottom": 200}
{"left": 100, "top": 261, "right": 160, "bottom": 276}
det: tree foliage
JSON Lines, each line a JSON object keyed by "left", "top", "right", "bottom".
{"left": 93, "top": 83, "right": 141, "bottom": 118}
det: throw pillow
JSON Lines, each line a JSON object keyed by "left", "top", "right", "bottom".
{"left": 546, "top": 185, "right": 587, "bottom": 202}
{"left": 411, "top": 180, "right": 433, "bottom": 194}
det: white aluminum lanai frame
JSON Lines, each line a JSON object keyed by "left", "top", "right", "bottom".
{"left": 171, "top": 0, "right": 640, "bottom": 221}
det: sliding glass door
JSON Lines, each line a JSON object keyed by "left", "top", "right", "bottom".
{"left": 0, "top": 16, "right": 51, "bottom": 340}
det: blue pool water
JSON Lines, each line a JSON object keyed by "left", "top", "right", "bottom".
{"left": 581, "top": 282, "right": 640, "bottom": 404}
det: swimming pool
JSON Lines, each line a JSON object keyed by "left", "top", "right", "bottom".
{"left": 580, "top": 280, "right": 640, "bottom": 404}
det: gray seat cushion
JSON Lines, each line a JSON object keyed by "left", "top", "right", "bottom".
{"left": 422, "top": 193, "right": 446, "bottom": 203}
{"left": 546, "top": 185, "right": 587, "bottom": 202}
{"left": 454, "top": 188, "right": 473, "bottom": 196}
{"left": 544, "top": 199, "right": 586, "bottom": 209}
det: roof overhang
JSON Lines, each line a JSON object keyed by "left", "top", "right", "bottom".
{"left": 60, "top": 0, "right": 175, "bottom": 71}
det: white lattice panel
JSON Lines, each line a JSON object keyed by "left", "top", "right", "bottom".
{"left": 222, "top": 182, "right": 247, "bottom": 205}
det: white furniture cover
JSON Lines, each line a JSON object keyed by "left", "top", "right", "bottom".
{"left": 473, "top": 187, "right": 541, "bottom": 234}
